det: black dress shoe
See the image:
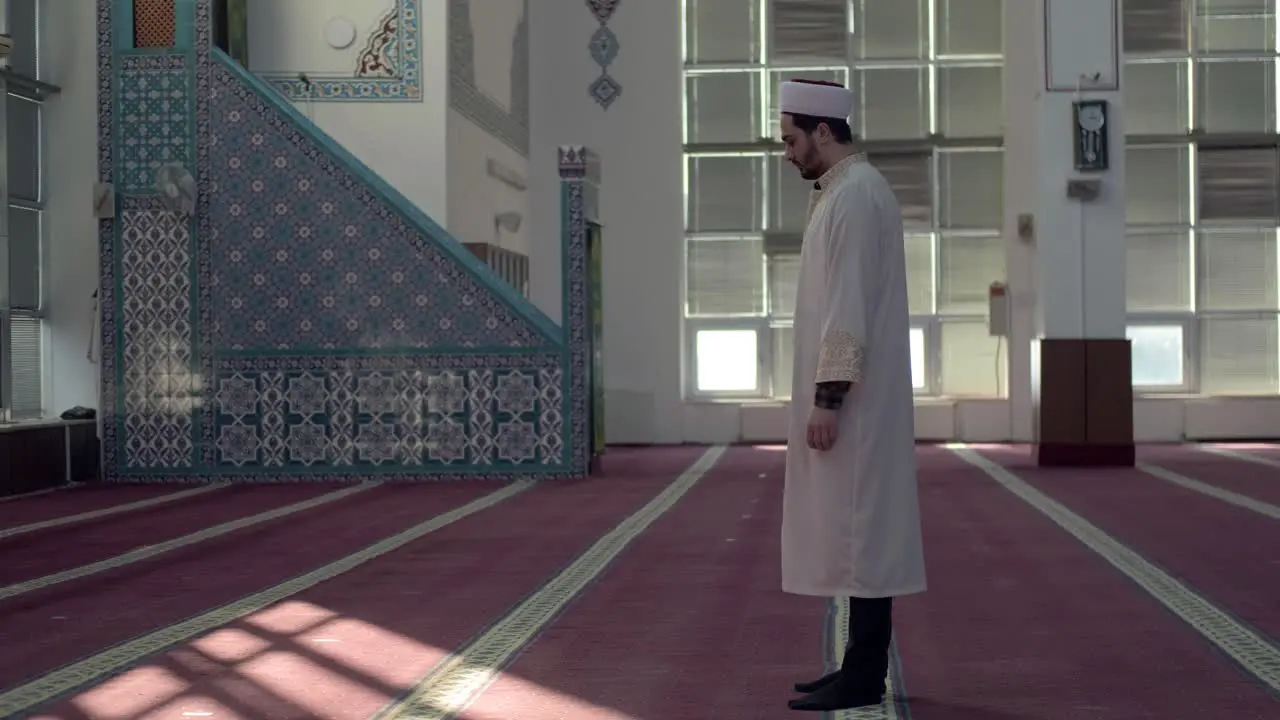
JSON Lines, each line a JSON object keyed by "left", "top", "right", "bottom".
{"left": 787, "top": 680, "right": 884, "bottom": 712}
{"left": 793, "top": 670, "right": 840, "bottom": 694}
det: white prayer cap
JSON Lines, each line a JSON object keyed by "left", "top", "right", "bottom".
{"left": 778, "top": 80, "right": 853, "bottom": 121}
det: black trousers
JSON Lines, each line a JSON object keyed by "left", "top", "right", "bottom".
{"left": 839, "top": 596, "right": 893, "bottom": 694}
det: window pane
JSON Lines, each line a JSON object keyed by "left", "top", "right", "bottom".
{"left": 6, "top": 95, "right": 40, "bottom": 202}
{"left": 1197, "top": 147, "right": 1278, "bottom": 222}
{"left": 8, "top": 313, "right": 43, "bottom": 419}
{"left": 938, "top": 233, "right": 1003, "bottom": 314}
{"left": 935, "top": 0, "right": 1003, "bottom": 57}
{"left": 1127, "top": 231, "right": 1193, "bottom": 311}
{"left": 686, "top": 72, "right": 762, "bottom": 144}
{"left": 940, "top": 320, "right": 1005, "bottom": 396}
{"left": 937, "top": 65, "right": 1002, "bottom": 138}
{"left": 905, "top": 233, "right": 935, "bottom": 314}
{"left": 696, "top": 328, "right": 760, "bottom": 392}
{"left": 939, "top": 150, "right": 1002, "bottom": 229}
{"left": 1199, "top": 315, "right": 1279, "bottom": 395}
{"left": 852, "top": 0, "right": 927, "bottom": 59}
{"left": 853, "top": 67, "right": 929, "bottom": 140}
{"left": 1195, "top": 59, "right": 1276, "bottom": 133}
{"left": 1124, "top": 61, "right": 1189, "bottom": 136}
{"left": 771, "top": 0, "right": 848, "bottom": 64}
{"left": 1126, "top": 145, "right": 1191, "bottom": 225}
{"left": 686, "top": 155, "right": 765, "bottom": 232}
{"left": 869, "top": 152, "right": 934, "bottom": 229}
{"left": 768, "top": 154, "right": 813, "bottom": 231}
{"left": 1194, "top": 0, "right": 1276, "bottom": 53}
{"left": 1124, "top": 0, "right": 1189, "bottom": 53}
{"left": 6, "top": 0, "right": 38, "bottom": 77}
{"left": 768, "top": 253, "right": 800, "bottom": 317}
{"left": 772, "top": 324, "right": 794, "bottom": 398}
{"left": 1127, "top": 325, "right": 1185, "bottom": 387}
{"left": 686, "top": 237, "right": 766, "bottom": 316}
{"left": 8, "top": 206, "right": 40, "bottom": 311}
{"left": 1197, "top": 228, "right": 1279, "bottom": 311}
{"left": 686, "top": 0, "right": 761, "bottom": 63}
{"left": 910, "top": 327, "right": 927, "bottom": 390}
{"left": 768, "top": 69, "right": 846, "bottom": 138}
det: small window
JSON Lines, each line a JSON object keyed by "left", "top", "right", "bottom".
{"left": 695, "top": 328, "right": 759, "bottom": 393}
{"left": 1127, "top": 324, "right": 1185, "bottom": 388}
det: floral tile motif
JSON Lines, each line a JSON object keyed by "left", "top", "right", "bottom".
{"left": 118, "top": 203, "right": 196, "bottom": 469}
{"left": 212, "top": 354, "right": 564, "bottom": 472}
{"left": 117, "top": 59, "right": 192, "bottom": 192}
{"left": 203, "top": 61, "right": 547, "bottom": 351}
{"left": 262, "top": 0, "right": 422, "bottom": 101}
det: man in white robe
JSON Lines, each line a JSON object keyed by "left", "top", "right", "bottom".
{"left": 776, "top": 79, "right": 927, "bottom": 713}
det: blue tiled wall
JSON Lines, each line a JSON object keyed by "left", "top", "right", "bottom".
{"left": 98, "top": 0, "right": 590, "bottom": 481}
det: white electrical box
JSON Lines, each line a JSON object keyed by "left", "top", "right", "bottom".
{"left": 988, "top": 282, "right": 1009, "bottom": 337}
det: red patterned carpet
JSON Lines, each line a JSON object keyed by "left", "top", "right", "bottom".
{"left": 0, "top": 444, "right": 1275, "bottom": 719}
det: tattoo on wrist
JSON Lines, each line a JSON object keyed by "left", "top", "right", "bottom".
{"left": 814, "top": 381, "right": 852, "bottom": 410}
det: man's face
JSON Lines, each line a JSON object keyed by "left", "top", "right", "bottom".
{"left": 780, "top": 114, "right": 823, "bottom": 181}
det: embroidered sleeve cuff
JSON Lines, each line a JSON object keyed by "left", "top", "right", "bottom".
{"left": 815, "top": 329, "right": 864, "bottom": 384}
{"left": 814, "top": 381, "right": 852, "bottom": 410}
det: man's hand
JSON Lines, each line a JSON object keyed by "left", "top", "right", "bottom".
{"left": 807, "top": 407, "right": 840, "bottom": 451}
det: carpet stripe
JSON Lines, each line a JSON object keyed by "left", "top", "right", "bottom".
{"left": 0, "top": 482, "right": 381, "bottom": 601}
{"left": 826, "top": 598, "right": 901, "bottom": 720}
{"left": 0, "top": 480, "right": 535, "bottom": 717}
{"left": 950, "top": 445, "right": 1280, "bottom": 694}
{"left": 1137, "top": 462, "right": 1280, "bottom": 520}
{"left": 374, "top": 445, "right": 727, "bottom": 720}
{"left": 1197, "top": 444, "right": 1280, "bottom": 470}
{"left": 0, "top": 483, "right": 227, "bottom": 539}
{"left": 0, "top": 487, "right": 62, "bottom": 503}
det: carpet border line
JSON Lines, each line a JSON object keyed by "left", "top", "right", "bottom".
{"left": 0, "top": 480, "right": 536, "bottom": 718}
{"left": 0, "top": 482, "right": 382, "bottom": 601}
{"left": 0, "top": 482, "right": 228, "bottom": 539}
{"left": 372, "top": 445, "right": 729, "bottom": 720}
{"left": 949, "top": 444, "right": 1280, "bottom": 696}
{"left": 1195, "top": 444, "right": 1280, "bottom": 471}
{"left": 1136, "top": 461, "right": 1280, "bottom": 520}
{"left": 0, "top": 486, "right": 64, "bottom": 504}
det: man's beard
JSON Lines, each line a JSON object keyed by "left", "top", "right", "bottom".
{"left": 796, "top": 148, "right": 825, "bottom": 181}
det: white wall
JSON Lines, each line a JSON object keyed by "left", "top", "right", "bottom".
{"left": 247, "top": 0, "right": 450, "bottom": 223}
{"left": 529, "top": 0, "right": 685, "bottom": 444}
{"left": 447, "top": 112, "right": 530, "bottom": 253}
{"left": 42, "top": 0, "right": 100, "bottom": 414}
{"left": 446, "top": 0, "right": 529, "bottom": 253}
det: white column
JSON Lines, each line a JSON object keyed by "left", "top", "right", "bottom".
{"left": 528, "top": 0, "right": 684, "bottom": 443}
{"left": 1004, "top": 0, "right": 1131, "bottom": 459}
{"left": 1006, "top": 0, "right": 1127, "bottom": 345}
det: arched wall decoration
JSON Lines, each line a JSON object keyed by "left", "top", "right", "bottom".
{"left": 260, "top": 0, "right": 423, "bottom": 101}
{"left": 585, "top": 0, "right": 621, "bottom": 109}
{"left": 448, "top": 0, "right": 531, "bottom": 157}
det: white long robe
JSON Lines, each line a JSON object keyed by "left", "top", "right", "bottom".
{"left": 781, "top": 154, "right": 927, "bottom": 599}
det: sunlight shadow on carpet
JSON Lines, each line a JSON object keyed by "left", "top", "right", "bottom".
{"left": 62, "top": 599, "right": 630, "bottom": 720}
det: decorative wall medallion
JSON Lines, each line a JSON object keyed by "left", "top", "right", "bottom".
{"left": 324, "top": 17, "right": 357, "bottom": 50}
{"left": 589, "top": 26, "right": 619, "bottom": 67}
{"left": 262, "top": 0, "right": 422, "bottom": 101}
{"left": 585, "top": 0, "right": 621, "bottom": 109}
{"left": 586, "top": 0, "right": 621, "bottom": 24}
